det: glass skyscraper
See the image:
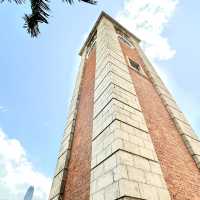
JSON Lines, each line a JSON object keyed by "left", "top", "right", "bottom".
{"left": 24, "top": 186, "right": 34, "bottom": 200}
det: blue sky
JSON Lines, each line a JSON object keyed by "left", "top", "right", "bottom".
{"left": 0, "top": 0, "right": 200, "bottom": 199}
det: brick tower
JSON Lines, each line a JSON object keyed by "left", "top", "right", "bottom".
{"left": 49, "top": 12, "right": 200, "bottom": 200}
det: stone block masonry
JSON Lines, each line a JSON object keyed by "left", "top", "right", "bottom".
{"left": 49, "top": 47, "right": 96, "bottom": 200}
{"left": 119, "top": 39, "right": 200, "bottom": 199}
{"left": 90, "top": 16, "right": 171, "bottom": 200}
{"left": 49, "top": 12, "right": 200, "bottom": 200}
{"left": 48, "top": 49, "right": 88, "bottom": 200}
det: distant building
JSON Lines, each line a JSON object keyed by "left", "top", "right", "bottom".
{"left": 24, "top": 186, "right": 34, "bottom": 200}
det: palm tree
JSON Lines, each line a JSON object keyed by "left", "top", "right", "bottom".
{"left": 1, "top": 0, "right": 97, "bottom": 37}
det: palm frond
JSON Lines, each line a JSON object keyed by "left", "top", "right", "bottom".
{"left": 80, "top": 0, "right": 97, "bottom": 5}
{"left": 0, "top": 0, "right": 25, "bottom": 5}
{"left": 63, "top": 0, "right": 97, "bottom": 5}
{"left": 23, "top": 0, "right": 97, "bottom": 37}
{"left": 23, "top": 0, "right": 49, "bottom": 37}
{"left": 62, "top": 0, "right": 74, "bottom": 4}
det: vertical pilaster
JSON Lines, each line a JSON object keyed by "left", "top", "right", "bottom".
{"left": 90, "top": 17, "right": 171, "bottom": 200}
{"left": 132, "top": 41, "right": 200, "bottom": 170}
{"left": 49, "top": 51, "right": 86, "bottom": 200}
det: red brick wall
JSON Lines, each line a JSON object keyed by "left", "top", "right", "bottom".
{"left": 120, "top": 42, "right": 200, "bottom": 200}
{"left": 63, "top": 49, "right": 96, "bottom": 200}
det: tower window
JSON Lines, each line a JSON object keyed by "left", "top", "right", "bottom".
{"left": 118, "top": 35, "right": 133, "bottom": 48}
{"left": 115, "top": 27, "right": 134, "bottom": 48}
{"left": 128, "top": 58, "right": 140, "bottom": 71}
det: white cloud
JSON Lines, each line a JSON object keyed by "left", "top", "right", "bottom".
{"left": 116, "top": 0, "right": 179, "bottom": 61}
{"left": 0, "top": 106, "right": 8, "bottom": 113}
{"left": 0, "top": 128, "right": 51, "bottom": 200}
